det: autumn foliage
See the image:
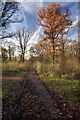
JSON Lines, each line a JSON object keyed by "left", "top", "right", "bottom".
{"left": 37, "top": 3, "right": 72, "bottom": 61}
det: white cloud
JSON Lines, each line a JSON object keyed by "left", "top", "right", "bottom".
{"left": 72, "top": 16, "right": 78, "bottom": 27}
{"left": 20, "top": 2, "right": 34, "bottom": 14}
{"left": 28, "top": 26, "right": 42, "bottom": 45}
{"left": 16, "top": 0, "right": 79, "bottom": 2}
{"left": 16, "top": 0, "right": 43, "bottom": 14}
{"left": 65, "top": 16, "right": 78, "bottom": 32}
{"left": 18, "top": 0, "right": 43, "bottom": 46}
{"left": 36, "top": 0, "right": 43, "bottom": 7}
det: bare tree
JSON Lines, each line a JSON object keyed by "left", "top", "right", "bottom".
{"left": 0, "top": 0, "right": 23, "bottom": 39}
{"left": 0, "top": 39, "right": 8, "bottom": 61}
{"left": 15, "top": 28, "right": 33, "bottom": 62}
{"left": 0, "top": 0, "right": 22, "bottom": 27}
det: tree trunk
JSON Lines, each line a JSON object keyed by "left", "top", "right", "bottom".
{"left": 22, "top": 53, "right": 25, "bottom": 62}
{"left": 9, "top": 46, "right": 11, "bottom": 61}
{"left": 60, "top": 34, "right": 66, "bottom": 74}
{"left": 78, "top": 38, "right": 80, "bottom": 67}
{"left": 52, "top": 39, "right": 55, "bottom": 72}
{"left": 78, "top": 2, "right": 80, "bottom": 68}
{"left": 40, "top": 53, "right": 44, "bottom": 73}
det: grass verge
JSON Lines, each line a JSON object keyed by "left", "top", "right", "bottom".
{"left": 40, "top": 73, "right": 80, "bottom": 105}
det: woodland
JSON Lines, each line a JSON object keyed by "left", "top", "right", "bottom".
{"left": 0, "top": 1, "right": 80, "bottom": 119}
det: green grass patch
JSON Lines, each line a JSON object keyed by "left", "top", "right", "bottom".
{"left": 40, "top": 73, "right": 80, "bottom": 105}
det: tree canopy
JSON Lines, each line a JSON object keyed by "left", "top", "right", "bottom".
{"left": 37, "top": 3, "right": 72, "bottom": 63}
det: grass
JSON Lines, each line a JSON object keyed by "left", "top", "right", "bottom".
{"left": 40, "top": 73, "right": 80, "bottom": 105}
{"left": 2, "top": 61, "right": 28, "bottom": 76}
{"left": 2, "top": 61, "right": 29, "bottom": 100}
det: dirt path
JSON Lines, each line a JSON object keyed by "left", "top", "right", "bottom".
{"left": 1, "top": 77, "right": 22, "bottom": 80}
{"left": 2, "top": 69, "right": 79, "bottom": 119}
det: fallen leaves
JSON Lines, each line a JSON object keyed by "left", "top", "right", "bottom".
{"left": 2, "top": 69, "right": 80, "bottom": 119}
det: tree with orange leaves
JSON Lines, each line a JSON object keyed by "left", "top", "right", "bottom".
{"left": 37, "top": 3, "right": 72, "bottom": 65}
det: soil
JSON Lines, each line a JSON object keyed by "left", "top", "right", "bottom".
{"left": 2, "top": 69, "right": 80, "bottom": 120}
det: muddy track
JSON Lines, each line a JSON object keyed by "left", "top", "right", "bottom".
{"left": 2, "top": 69, "right": 80, "bottom": 120}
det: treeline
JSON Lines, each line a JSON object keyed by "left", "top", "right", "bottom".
{"left": 29, "top": 3, "right": 80, "bottom": 79}
{"left": 0, "top": 28, "right": 33, "bottom": 62}
{"left": 29, "top": 36, "right": 80, "bottom": 79}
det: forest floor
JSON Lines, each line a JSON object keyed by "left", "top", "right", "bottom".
{"left": 2, "top": 69, "right": 80, "bottom": 120}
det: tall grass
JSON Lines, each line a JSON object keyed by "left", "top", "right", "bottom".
{"left": 2, "top": 61, "right": 27, "bottom": 72}
{"left": 34, "top": 55, "right": 80, "bottom": 80}
{"left": 2, "top": 61, "right": 29, "bottom": 77}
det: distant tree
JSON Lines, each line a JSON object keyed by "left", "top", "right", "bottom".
{"left": 37, "top": 3, "right": 72, "bottom": 66}
{"left": 0, "top": 39, "right": 7, "bottom": 61}
{"left": 29, "top": 46, "right": 36, "bottom": 67}
{"left": 15, "top": 28, "right": 33, "bottom": 62}
{"left": 0, "top": 39, "right": 16, "bottom": 61}
{"left": 0, "top": 39, "right": 6, "bottom": 47}
{"left": 1, "top": 47, "right": 8, "bottom": 62}
{"left": 5, "top": 41, "right": 16, "bottom": 60}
